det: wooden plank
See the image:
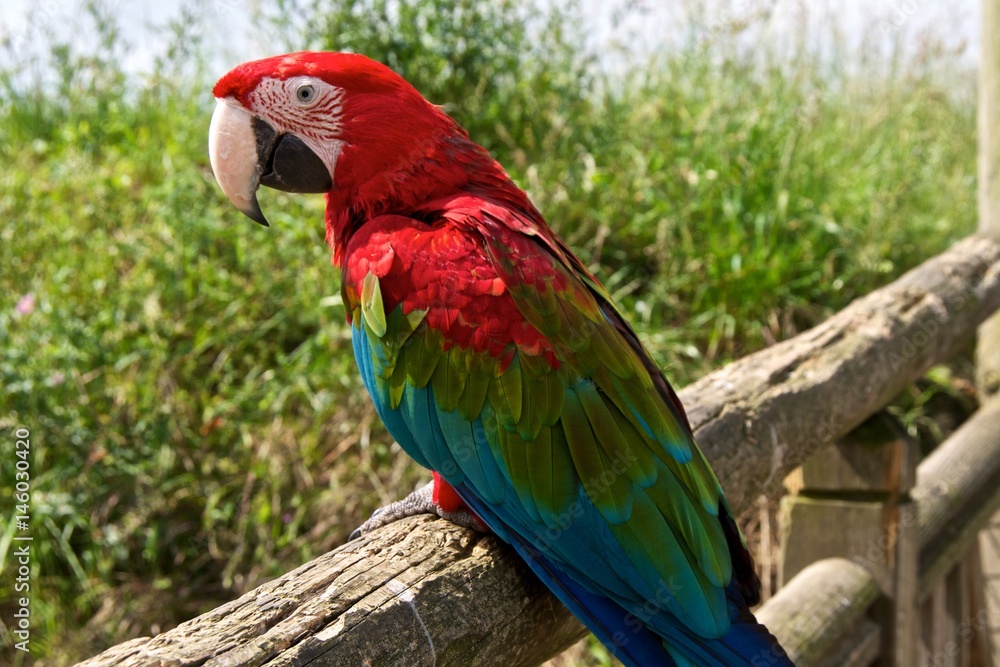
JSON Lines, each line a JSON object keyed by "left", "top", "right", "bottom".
{"left": 965, "top": 545, "right": 994, "bottom": 667}
{"left": 930, "top": 580, "right": 951, "bottom": 667}
{"left": 919, "top": 588, "right": 934, "bottom": 667}
{"left": 919, "top": 557, "right": 994, "bottom": 667}
{"left": 75, "top": 393, "right": 1000, "bottom": 667}
{"left": 959, "top": 556, "right": 971, "bottom": 667}
{"left": 886, "top": 498, "right": 919, "bottom": 667}
{"left": 783, "top": 398, "right": 1000, "bottom": 666}
{"left": 949, "top": 564, "right": 966, "bottom": 667}
{"left": 799, "top": 415, "right": 918, "bottom": 493}
{"left": 979, "top": 516, "right": 1000, "bottom": 663}
{"left": 780, "top": 497, "right": 889, "bottom": 587}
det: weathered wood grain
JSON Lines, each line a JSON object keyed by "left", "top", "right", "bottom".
{"left": 756, "top": 558, "right": 881, "bottom": 666}
{"left": 915, "top": 397, "right": 1000, "bottom": 599}
{"left": 681, "top": 233, "right": 1000, "bottom": 513}
{"left": 76, "top": 515, "right": 584, "bottom": 667}
{"left": 760, "top": 398, "right": 1000, "bottom": 666}
{"left": 78, "top": 234, "right": 1000, "bottom": 667}
{"left": 976, "top": 3, "right": 1000, "bottom": 660}
{"left": 977, "top": 0, "right": 1000, "bottom": 397}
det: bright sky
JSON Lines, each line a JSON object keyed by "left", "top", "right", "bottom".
{"left": 0, "top": 0, "right": 981, "bottom": 76}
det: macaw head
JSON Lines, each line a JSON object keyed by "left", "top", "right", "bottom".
{"left": 208, "top": 52, "right": 487, "bottom": 247}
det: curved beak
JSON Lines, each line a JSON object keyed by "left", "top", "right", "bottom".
{"left": 208, "top": 99, "right": 333, "bottom": 227}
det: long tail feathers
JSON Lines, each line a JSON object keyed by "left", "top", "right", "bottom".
{"left": 462, "top": 496, "right": 792, "bottom": 666}
{"left": 509, "top": 533, "right": 793, "bottom": 666}
{"left": 508, "top": 534, "right": 680, "bottom": 667}
{"left": 718, "top": 584, "right": 795, "bottom": 667}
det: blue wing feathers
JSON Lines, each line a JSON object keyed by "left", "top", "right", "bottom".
{"left": 353, "top": 320, "right": 792, "bottom": 666}
{"left": 435, "top": 403, "right": 507, "bottom": 504}
{"left": 353, "top": 324, "right": 432, "bottom": 469}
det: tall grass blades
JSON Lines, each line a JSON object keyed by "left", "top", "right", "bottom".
{"left": 0, "top": 1, "right": 976, "bottom": 664}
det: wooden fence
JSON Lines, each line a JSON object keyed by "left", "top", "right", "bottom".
{"left": 76, "top": 233, "right": 1000, "bottom": 667}
{"left": 763, "top": 399, "right": 1000, "bottom": 666}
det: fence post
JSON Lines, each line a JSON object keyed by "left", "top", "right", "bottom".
{"left": 978, "top": 0, "right": 1000, "bottom": 660}
{"left": 978, "top": 0, "right": 1000, "bottom": 398}
{"left": 780, "top": 412, "right": 919, "bottom": 666}
{"left": 982, "top": 520, "right": 1000, "bottom": 663}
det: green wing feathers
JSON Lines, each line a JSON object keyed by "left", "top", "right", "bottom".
{"left": 354, "top": 225, "right": 734, "bottom": 627}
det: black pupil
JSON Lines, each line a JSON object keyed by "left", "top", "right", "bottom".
{"left": 300, "top": 88, "right": 311, "bottom": 100}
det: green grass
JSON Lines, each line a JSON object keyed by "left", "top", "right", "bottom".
{"left": 0, "top": 1, "right": 977, "bottom": 664}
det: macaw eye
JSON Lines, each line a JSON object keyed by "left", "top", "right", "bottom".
{"left": 295, "top": 84, "right": 316, "bottom": 104}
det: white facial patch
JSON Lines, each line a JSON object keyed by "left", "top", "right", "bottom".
{"left": 248, "top": 76, "right": 348, "bottom": 183}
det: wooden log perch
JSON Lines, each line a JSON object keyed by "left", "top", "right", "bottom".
{"left": 682, "top": 233, "right": 1000, "bottom": 513}
{"left": 756, "top": 558, "right": 881, "bottom": 667}
{"left": 79, "top": 234, "right": 1000, "bottom": 667}
{"left": 79, "top": 516, "right": 583, "bottom": 667}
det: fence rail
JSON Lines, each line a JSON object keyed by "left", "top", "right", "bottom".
{"left": 762, "top": 397, "right": 1000, "bottom": 665}
{"left": 78, "top": 233, "right": 1000, "bottom": 667}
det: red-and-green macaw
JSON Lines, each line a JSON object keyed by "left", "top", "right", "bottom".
{"left": 208, "top": 52, "right": 792, "bottom": 667}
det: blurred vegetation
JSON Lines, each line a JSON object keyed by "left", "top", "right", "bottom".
{"left": 0, "top": 0, "right": 978, "bottom": 664}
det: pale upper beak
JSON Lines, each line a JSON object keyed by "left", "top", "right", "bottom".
{"left": 208, "top": 98, "right": 333, "bottom": 227}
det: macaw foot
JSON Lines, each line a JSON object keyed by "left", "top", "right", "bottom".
{"left": 350, "top": 472, "right": 488, "bottom": 539}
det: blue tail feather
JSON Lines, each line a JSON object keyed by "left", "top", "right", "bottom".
{"left": 458, "top": 485, "right": 793, "bottom": 667}
{"left": 504, "top": 523, "right": 680, "bottom": 667}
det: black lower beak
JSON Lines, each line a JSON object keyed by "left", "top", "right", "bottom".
{"left": 250, "top": 117, "right": 334, "bottom": 225}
